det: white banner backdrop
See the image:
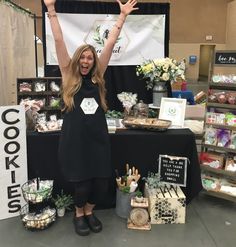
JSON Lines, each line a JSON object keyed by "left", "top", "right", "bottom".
{"left": 0, "top": 105, "right": 28, "bottom": 220}
{"left": 45, "top": 14, "right": 165, "bottom": 66}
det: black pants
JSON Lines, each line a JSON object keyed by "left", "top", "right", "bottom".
{"left": 74, "top": 178, "right": 109, "bottom": 208}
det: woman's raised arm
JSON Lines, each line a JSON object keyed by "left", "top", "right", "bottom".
{"left": 99, "top": 0, "right": 138, "bottom": 75}
{"left": 44, "top": 0, "right": 71, "bottom": 75}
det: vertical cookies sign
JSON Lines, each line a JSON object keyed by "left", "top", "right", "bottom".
{"left": 0, "top": 105, "right": 28, "bottom": 220}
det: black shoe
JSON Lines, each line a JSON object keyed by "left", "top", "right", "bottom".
{"left": 85, "top": 214, "right": 102, "bottom": 233}
{"left": 73, "top": 216, "right": 90, "bottom": 236}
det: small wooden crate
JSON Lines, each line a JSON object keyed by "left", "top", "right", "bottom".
{"left": 144, "top": 185, "right": 186, "bottom": 224}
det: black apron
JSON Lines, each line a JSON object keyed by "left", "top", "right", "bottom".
{"left": 58, "top": 76, "right": 111, "bottom": 182}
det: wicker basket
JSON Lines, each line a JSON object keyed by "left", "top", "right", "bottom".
{"left": 122, "top": 117, "right": 171, "bottom": 131}
{"left": 21, "top": 179, "right": 53, "bottom": 204}
{"left": 20, "top": 204, "right": 56, "bottom": 230}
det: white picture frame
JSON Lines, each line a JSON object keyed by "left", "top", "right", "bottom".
{"left": 158, "top": 97, "right": 187, "bottom": 128}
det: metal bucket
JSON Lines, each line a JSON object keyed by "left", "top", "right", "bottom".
{"left": 115, "top": 188, "right": 135, "bottom": 219}
{"left": 153, "top": 81, "right": 167, "bottom": 107}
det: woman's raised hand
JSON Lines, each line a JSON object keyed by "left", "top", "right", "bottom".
{"left": 117, "top": 0, "right": 139, "bottom": 16}
{"left": 43, "top": 0, "right": 56, "bottom": 8}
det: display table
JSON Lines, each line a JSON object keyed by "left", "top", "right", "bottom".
{"left": 27, "top": 128, "right": 202, "bottom": 208}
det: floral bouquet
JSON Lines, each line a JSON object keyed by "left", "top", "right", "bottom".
{"left": 117, "top": 92, "right": 137, "bottom": 116}
{"left": 136, "top": 57, "right": 185, "bottom": 90}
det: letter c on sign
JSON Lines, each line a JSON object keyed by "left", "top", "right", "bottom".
{"left": 1, "top": 109, "right": 20, "bottom": 125}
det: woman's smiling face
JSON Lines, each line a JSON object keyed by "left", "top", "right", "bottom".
{"left": 79, "top": 49, "right": 95, "bottom": 75}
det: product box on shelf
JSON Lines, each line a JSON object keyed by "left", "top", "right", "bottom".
{"left": 144, "top": 184, "right": 186, "bottom": 224}
{"left": 201, "top": 174, "right": 221, "bottom": 192}
{"left": 225, "top": 156, "right": 236, "bottom": 172}
{"left": 200, "top": 152, "right": 224, "bottom": 169}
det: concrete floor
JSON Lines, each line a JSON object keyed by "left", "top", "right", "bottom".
{"left": 0, "top": 192, "right": 236, "bottom": 247}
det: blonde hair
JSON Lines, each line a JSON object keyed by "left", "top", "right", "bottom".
{"left": 62, "top": 44, "right": 107, "bottom": 112}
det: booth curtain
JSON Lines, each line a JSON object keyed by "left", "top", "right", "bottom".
{"left": 0, "top": 1, "right": 36, "bottom": 106}
{"left": 42, "top": 0, "right": 169, "bottom": 111}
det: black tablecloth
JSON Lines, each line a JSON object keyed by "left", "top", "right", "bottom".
{"left": 27, "top": 128, "right": 202, "bottom": 208}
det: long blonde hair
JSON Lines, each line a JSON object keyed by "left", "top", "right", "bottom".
{"left": 62, "top": 44, "right": 107, "bottom": 112}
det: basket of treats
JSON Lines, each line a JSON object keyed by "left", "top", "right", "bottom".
{"left": 21, "top": 178, "right": 53, "bottom": 204}
{"left": 20, "top": 204, "right": 56, "bottom": 230}
{"left": 122, "top": 117, "right": 171, "bottom": 131}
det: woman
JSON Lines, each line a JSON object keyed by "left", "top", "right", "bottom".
{"left": 43, "top": 0, "right": 138, "bottom": 236}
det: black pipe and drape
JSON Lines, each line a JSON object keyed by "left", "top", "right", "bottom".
{"left": 42, "top": 0, "right": 170, "bottom": 111}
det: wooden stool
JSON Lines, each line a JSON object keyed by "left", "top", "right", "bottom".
{"left": 127, "top": 197, "right": 151, "bottom": 230}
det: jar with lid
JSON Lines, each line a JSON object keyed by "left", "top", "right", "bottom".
{"left": 133, "top": 100, "right": 149, "bottom": 118}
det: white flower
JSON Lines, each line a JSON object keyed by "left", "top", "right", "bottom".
{"left": 136, "top": 57, "right": 186, "bottom": 90}
{"left": 117, "top": 92, "right": 138, "bottom": 110}
{"left": 162, "top": 64, "right": 169, "bottom": 72}
{"left": 161, "top": 73, "right": 170, "bottom": 81}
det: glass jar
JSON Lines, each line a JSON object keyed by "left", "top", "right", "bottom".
{"left": 133, "top": 100, "right": 149, "bottom": 118}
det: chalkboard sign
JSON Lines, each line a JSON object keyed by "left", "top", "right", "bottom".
{"left": 214, "top": 50, "right": 236, "bottom": 66}
{"left": 158, "top": 155, "right": 188, "bottom": 187}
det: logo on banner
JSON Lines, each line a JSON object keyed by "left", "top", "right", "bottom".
{"left": 92, "top": 25, "right": 121, "bottom": 46}
{"left": 84, "top": 20, "right": 129, "bottom": 61}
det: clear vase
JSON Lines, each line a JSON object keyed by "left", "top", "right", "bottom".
{"left": 152, "top": 81, "right": 168, "bottom": 107}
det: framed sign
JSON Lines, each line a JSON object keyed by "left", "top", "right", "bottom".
{"left": 159, "top": 98, "right": 186, "bottom": 128}
{"left": 158, "top": 155, "right": 188, "bottom": 187}
{"left": 189, "top": 55, "right": 197, "bottom": 64}
{"left": 214, "top": 50, "right": 236, "bottom": 66}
